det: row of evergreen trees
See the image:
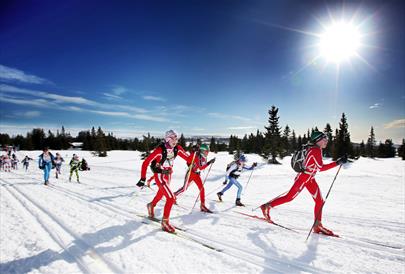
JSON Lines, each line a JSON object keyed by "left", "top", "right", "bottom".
{"left": 1, "top": 105, "right": 404, "bottom": 160}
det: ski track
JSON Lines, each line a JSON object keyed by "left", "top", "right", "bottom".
{"left": 3, "top": 154, "right": 404, "bottom": 274}
{"left": 6, "top": 171, "right": 329, "bottom": 274}
{"left": 0, "top": 178, "right": 123, "bottom": 274}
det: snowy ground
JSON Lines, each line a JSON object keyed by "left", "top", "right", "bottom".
{"left": 1, "top": 150, "right": 404, "bottom": 274}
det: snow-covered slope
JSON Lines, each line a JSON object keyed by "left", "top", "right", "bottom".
{"left": 1, "top": 150, "right": 404, "bottom": 273}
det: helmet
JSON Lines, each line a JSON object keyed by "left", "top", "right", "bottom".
{"left": 165, "top": 130, "right": 178, "bottom": 142}
{"left": 239, "top": 154, "right": 247, "bottom": 163}
{"left": 310, "top": 131, "right": 327, "bottom": 143}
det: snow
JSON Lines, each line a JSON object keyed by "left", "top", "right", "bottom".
{"left": 1, "top": 150, "right": 404, "bottom": 274}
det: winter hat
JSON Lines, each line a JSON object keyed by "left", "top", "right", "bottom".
{"left": 165, "top": 130, "right": 178, "bottom": 142}
{"left": 199, "top": 144, "right": 209, "bottom": 154}
{"left": 239, "top": 154, "right": 247, "bottom": 162}
{"left": 311, "top": 131, "right": 327, "bottom": 143}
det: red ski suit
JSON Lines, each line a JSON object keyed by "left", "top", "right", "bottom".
{"left": 140, "top": 144, "right": 189, "bottom": 220}
{"left": 174, "top": 151, "right": 211, "bottom": 205}
{"left": 268, "top": 146, "right": 337, "bottom": 222}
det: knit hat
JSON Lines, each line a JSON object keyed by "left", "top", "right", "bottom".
{"left": 310, "top": 131, "right": 327, "bottom": 143}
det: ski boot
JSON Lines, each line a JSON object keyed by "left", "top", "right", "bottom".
{"left": 313, "top": 221, "right": 336, "bottom": 236}
{"left": 44, "top": 180, "right": 49, "bottom": 186}
{"left": 260, "top": 203, "right": 272, "bottom": 222}
{"left": 161, "top": 218, "right": 176, "bottom": 233}
{"left": 217, "top": 192, "right": 223, "bottom": 202}
{"left": 235, "top": 198, "right": 245, "bottom": 207}
{"left": 147, "top": 202, "right": 155, "bottom": 219}
{"left": 222, "top": 180, "right": 227, "bottom": 185}
{"left": 200, "top": 204, "right": 213, "bottom": 213}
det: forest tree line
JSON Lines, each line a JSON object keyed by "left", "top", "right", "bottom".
{"left": 1, "top": 106, "right": 404, "bottom": 160}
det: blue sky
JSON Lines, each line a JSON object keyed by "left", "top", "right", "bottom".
{"left": 0, "top": 0, "right": 404, "bottom": 143}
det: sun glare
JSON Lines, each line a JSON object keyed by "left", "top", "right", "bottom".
{"left": 319, "top": 21, "right": 361, "bottom": 64}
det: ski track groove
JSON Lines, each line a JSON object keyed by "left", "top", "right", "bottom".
{"left": 6, "top": 170, "right": 404, "bottom": 270}
{"left": 18, "top": 175, "right": 329, "bottom": 274}
{"left": 0, "top": 178, "right": 123, "bottom": 274}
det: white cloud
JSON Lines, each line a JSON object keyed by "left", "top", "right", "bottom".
{"left": 143, "top": 95, "right": 166, "bottom": 102}
{"left": 384, "top": 119, "right": 405, "bottom": 129}
{"left": 0, "top": 64, "right": 50, "bottom": 84}
{"left": 369, "top": 103, "right": 381, "bottom": 109}
{"left": 227, "top": 126, "right": 257, "bottom": 130}
{"left": 208, "top": 112, "right": 253, "bottom": 123}
{"left": 103, "top": 93, "right": 122, "bottom": 99}
{"left": 20, "top": 111, "right": 41, "bottom": 118}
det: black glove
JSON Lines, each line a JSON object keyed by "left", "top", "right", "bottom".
{"left": 39, "top": 165, "right": 44, "bottom": 170}
{"left": 161, "top": 169, "right": 171, "bottom": 175}
{"left": 137, "top": 178, "right": 146, "bottom": 187}
{"left": 336, "top": 155, "right": 348, "bottom": 165}
{"left": 208, "top": 158, "right": 216, "bottom": 165}
{"left": 252, "top": 162, "right": 258, "bottom": 167}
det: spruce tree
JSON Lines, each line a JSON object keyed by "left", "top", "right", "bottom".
{"left": 333, "top": 113, "right": 353, "bottom": 160}
{"left": 178, "top": 133, "right": 186, "bottom": 148}
{"left": 324, "top": 123, "right": 333, "bottom": 157}
{"left": 263, "top": 106, "right": 282, "bottom": 164}
{"left": 210, "top": 136, "right": 218, "bottom": 153}
{"left": 398, "top": 139, "right": 405, "bottom": 160}
{"left": 366, "top": 127, "right": 376, "bottom": 158}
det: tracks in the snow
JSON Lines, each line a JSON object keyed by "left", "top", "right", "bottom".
{"left": 0, "top": 177, "right": 123, "bottom": 274}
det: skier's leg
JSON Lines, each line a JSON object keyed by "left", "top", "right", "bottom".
{"left": 220, "top": 178, "right": 234, "bottom": 194}
{"left": 269, "top": 173, "right": 310, "bottom": 208}
{"left": 233, "top": 178, "right": 243, "bottom": 199}
{"left": 305, "top": 178, "right": 324, "bottom": 222}
{"left": 174, "top": 171, "right": 192, "bottom": 197}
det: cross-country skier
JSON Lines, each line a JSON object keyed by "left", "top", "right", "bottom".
{"left": 136, "top": 130, "right": 190, "bottom": 233}
{"left": 21, "top": 156, "right": 33, "bottom": 171}
{"left": 174, "top": 144, "right": 216, "bottom": 213}
{"left": 54, "top": 153, "right": 65, "bottom": 179}
{"left": 69, "top": 154, "right": 82, "bottom": 183}
{"left": 217, "top": 155, "right": 257, "bottom": 206}
{"left": 38, "top": 147, "right": 55, "bottom": 185}
{"left": 260, "top": 130, "right": 347, "bottom": 236}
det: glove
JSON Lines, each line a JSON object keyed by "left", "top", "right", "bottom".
{"left": 192, "top": 145, "right": 199, "bottom": 152}
{"left": 336, "top": 154, "right": 348, "bottom": 165}
{"left": 208, "top": 158, "right": 216, "bottom": 165}
{"left": 252, "top": 162, "right": 258, "bottom": 167}
{"left": 39, "top": 165, "right": 44, "bottom": 170}
{"left": 161, "top": 169, "right": 171, "bottom": 175}
{"left": 137, "top": 178, "right": 146, "bottom": 187}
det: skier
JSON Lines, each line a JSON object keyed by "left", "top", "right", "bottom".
{"left": 136, "top": 130, "right": 190, "bottom": 233}
{"left": 54, "top": 153, "right": 65, "bottom": 179}
{"left": 11, "top": 154, "right": 18, "bottom": 170}
{"left": 2, "top": 155, "right": 11, "bottom": 172}
{"left": 259, "top": 130, "right": 347, "bottom": 236}
{"left": 21, "top": 156, "right": 33, "bottom": 171}
{"left": 174, "top": 144, "right": 216, "bottom": 213}
{"left": 38, "top": 147, "right": 55, "bottom": 185}
{"left": 217, "top": 155, "right": 257, "bottom": 206}
{"left": 69, "top": 154, "right": 82, "bottom": 183}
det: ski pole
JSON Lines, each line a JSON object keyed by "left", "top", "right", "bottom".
{"left": 305, "top": 164, "right": 342, "bottom": 242}
{"left": 243, "top": 168, "right": 255, "bottom": 195}
{"left": 190, "top": 162, "right": 213, "bottom": 213}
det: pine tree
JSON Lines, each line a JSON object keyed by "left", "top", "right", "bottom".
{"left": 398, "top": 139, "right": 405, "bottom": 160}
{"left": 291, "top": 130, "right": 297, "bottom": 151}
{"left": 366, "top": 127, "right": 376, "bottom": 158}
{"left": 281, "top": 125, "right": 291, "bottom": 157}
{"left": 324, "top": 123, "right": 333, "bottom": 157}
{"left": 263, "top": 106, "right": 282, "bottom": 164}
{"left": 333, "top": 113, "right": 353, "bottom": 160}
{"left": 209, "top": 136, "right": 218, "bottom": 153}
{"left": 178, "top": 134, "right": 186, "bottom": 148}
{"left": 95, "top": 127, "right": 108, "bottom": 156}
{"left": 359, "top": 140, "right": 366, "bottom": 157}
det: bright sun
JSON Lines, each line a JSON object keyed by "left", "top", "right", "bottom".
{"left": 319, "top": 21, "right": 362, "bottom": 64}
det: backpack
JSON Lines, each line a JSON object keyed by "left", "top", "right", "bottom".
{"left": 291, "top": 145, "right": 313, "bottom": 173}
{"left": 226, "top": 161, "right": 236, "bottom": 171}
{"left": 150, "top": 143, "right": 178, "bottom": 173}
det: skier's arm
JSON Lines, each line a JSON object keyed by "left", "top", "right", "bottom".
{"left": 140, "top": 147, "right": 162, "bottom": 179}
{"left": 314, "top": 151, "right": 337, "bottom": 172}
{"left": 176, "top": 145, "right": 191, "bottom": 162}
